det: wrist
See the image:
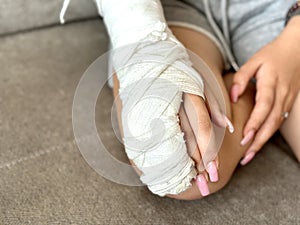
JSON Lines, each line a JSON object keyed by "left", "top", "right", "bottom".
{"left": 282, "top": 16, "right": 300, "bottom": 42}
{"left": 286, "top": 15, "right": 300, "bottom": 30}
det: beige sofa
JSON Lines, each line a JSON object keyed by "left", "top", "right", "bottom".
{"left": 0, "top": 0, "right": 299, "bottom": 224}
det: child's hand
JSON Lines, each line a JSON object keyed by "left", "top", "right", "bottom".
{"left": 231, "top": 17, "right": 300, "bottom": 165}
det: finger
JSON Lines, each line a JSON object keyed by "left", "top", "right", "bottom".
{"left": 180, "top": 107, "right": 212, "bottom": 196}
{"left": 240, "top": 87, "right": 286, "bottom": 165}
{"left": 205, "top": 85, "right": 235, "bottom": 133}
{"left": 204, "top": 83, "right": 225, "bottom": 127}
{"left": 178, "top": 106, "right": 202, "bottom": 166}
{"left": 196, "top": 172, "right": 210, "bottom": 196}
{"left": 240, "top": 77, "right": 276, "bottom": 145}
{"left": 183, "top": 100, "right": 220, "bottom": 182}
{"left": 231, "top": 59, "right": 262, "bottom": 103}
{"left": 183, "top": 93, "right": 214, "bottom": 164}
{"left": 183, "top": 93, "right": 219, "bottom": 182}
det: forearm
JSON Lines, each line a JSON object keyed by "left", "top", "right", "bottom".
{"left": 279, "top": 15, "right": 300, "bottom": 44}
{"left": 101, "top": 0, "right": 207, "bottom": 196}
{"left": 96, "top": 0, "right": 170, "bottom": 48}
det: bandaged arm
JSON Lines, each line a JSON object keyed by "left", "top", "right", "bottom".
{"left": 95, "top": 0, "right": 206, "bottom": 196}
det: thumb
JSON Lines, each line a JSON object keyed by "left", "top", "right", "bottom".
{"left": 231, "top": 59, "right": 262, "bottom": 103}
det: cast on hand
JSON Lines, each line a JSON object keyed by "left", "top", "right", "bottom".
{"left": 98, "top": 0, "right": 231, "bottom": 196}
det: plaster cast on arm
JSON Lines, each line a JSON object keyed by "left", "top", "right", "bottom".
{"left": 94, "top": 0, "right": 206, "bottom": 196}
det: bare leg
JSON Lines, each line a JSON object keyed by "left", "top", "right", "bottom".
{"left": 113, "top": 26, "right": 255, "bottom": 200}
{"left": 280, "top": 91, "right": 300, "bottom": 162}
{"left": 166, "top": 26, "right": 255, "bottom": 200}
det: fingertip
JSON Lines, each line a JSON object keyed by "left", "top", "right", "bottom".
{"left": 215, "top": 156, "right": 220, "bottom": 169}
{"left": 207, "top": 161, "right": 219, "bottom": 182}
{"left": 231, "top": 84, "right": 240, "bottom": 103}
{"left": 196, "top": 173, "right": 210, "bottom": 196}
{"left": 223, "top": 115, "right": 235, "bottom": 133}
{"left": 240, "top": 129, "right": 255, "bottom": 146}
{"left": 240, "top": 151, "right": 256, "bottom": 166}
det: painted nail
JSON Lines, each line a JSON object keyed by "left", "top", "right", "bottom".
{"left": 231, "top": 84, "right": 239, "bottom": 103}
{"left": 196, "top": 174, "right": 210, "bottom": 196}
{"left": 224, "top": 115, "right": 235, "bottom": 133}
{"left": 240, "top": 129, "right": 255, "bottom": 146}
{"left": 240, "top": 151, "right": 256, "bottom": 166}
{"left": 207, "top": 161, "right": 219, "bottom": 182}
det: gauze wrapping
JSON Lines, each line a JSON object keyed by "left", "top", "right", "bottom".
{"left": 96, "top": 0, "right": 205, "bottom": 196}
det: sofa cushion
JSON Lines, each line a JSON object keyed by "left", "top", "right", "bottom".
{"left": 0, "top": 0, "right": 98, "bottom": 36}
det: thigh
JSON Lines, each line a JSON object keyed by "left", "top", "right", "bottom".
{"left": 166, "top": 27, "right": 255, "bottom": 200}
{"left": 170, "top": 26, "right": 231, "bottom": 118}
{"left": 161, "top": 0, "right": 230, "bottom": 69}
{"left": 280, "top": 91, "right": 300, "bottom": 161}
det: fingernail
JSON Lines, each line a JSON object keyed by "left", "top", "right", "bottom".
{"left": 224, "top": 115, "right": 235, "bottom": 133}
{"left": 240, "top": 151, "right": 256, "bottom": 166}
{"left": 240, "top": 129, "right": 255, "bottom": 146}
{"left": 231, "top": 84, "right": 239, "bottom": 103}
{"left": 207, "top": 161, "right": 219, "bottom": 182}
{"left": 196, "top": 174, "right": 210, "bottom": 196}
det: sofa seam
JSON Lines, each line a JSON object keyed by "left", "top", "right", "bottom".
{"left": 0, "top": 16, "right": 101, "bottom": 39}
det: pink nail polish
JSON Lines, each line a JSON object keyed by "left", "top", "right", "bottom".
{"left": 207, "top": 161, "right": 219, "bottom": 182}
{"left": 231, "top": 84, "right": 239, "bottom": 103}
{"left": 240, "top": 130, "right": 255, "bottom": 146}
{"left": 240, "top": 151, "right": 256, "bottom": 166}
{"left": 196, "top": 174, "right": 210, "bottom": 196}
{"left": 224, "top": 115, "right": 235, "bottom": 133}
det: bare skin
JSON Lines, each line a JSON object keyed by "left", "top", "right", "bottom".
{"left": 231, "top": 16, "right": 300, "bottom": 162}
{"left": 280, "top": 91, "right": 300, "bottom": 161}
{"left": 112, "top": 26, "right": 299, "bottom": 200}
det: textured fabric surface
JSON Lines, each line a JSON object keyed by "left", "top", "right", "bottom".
{"left": 0, "top": 0, "right": 98, "bottom": 36}
{"left": 0, "top": 19, "right": 299, "bottom": 224}
{"left": 161, "top": 0, "right": 295, "bottom": 66}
